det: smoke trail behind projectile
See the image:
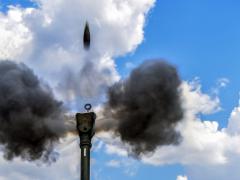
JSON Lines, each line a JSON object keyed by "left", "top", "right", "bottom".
{"left": 98, "top": 60, "right": 183, "bottom": 156}
{"left": 0, "top": 60, "right": 66, "bottom": 161}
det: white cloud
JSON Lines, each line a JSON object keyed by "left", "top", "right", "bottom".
{"left": 181, "top": 79, "right": 221, "bottom": 115}
{"left": 143, "top": 80, "right": 240, "bottom": 169}
{"left": 96, "top": 131, "right": 129, "bottom": 157}
{"left": 0, "top": 7, "right": 32, "bottom": 60}
{"left": 100, "top": 80, "right": 226, "bottom": 165}
{"left": 185, "top": 102, "right": 240, "bottom": 180}
{"left": 105, "top": 158, "right": 139, "bottom": 177}
{"left": 106, "top": 160, "right": 121, "bottom": 168}
{"left": 0, "top": 0, "right": 155, "bottom": 109}
{"left": 217, "top": 78, "right": 229, "bottom": 88}
{"left": 141, "top": 80, "right": 228, "bottom": 166}
{"left": 141, "top": 80, "right": 240, "bottom": 179}
{"left": 0, "top": 0, "right": 155, "bottom": 179}
{"left": 2, "top": 1, "right": 240, "bottom": 180}
{"left": 176, "top": 175, "right": 188, "bottom": 180}
{"left": 226, "top": 103, "right": 240, "bottom": 135}
{"left": 97, "top": 79, "right": 240, "bottom": 179}
{"left": 0, "top": 135, "right": 81, "bottom": 180}
{"left": 211, "top": 77, "right": 230, "bottom": 95}
{"left": 125, "top": 61, "right": 136, "bottom": 69}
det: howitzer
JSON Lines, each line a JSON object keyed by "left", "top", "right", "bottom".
{"left": 76, "top": 104, "right": 96, "bottom": 180}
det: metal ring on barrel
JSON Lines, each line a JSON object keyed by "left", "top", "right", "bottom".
{"left": 84, "top": 104, "right": 92, "bottom": 112}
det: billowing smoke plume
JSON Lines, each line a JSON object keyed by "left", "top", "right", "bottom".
{"left": 99, "top": 60, "right": 183, "bottom": 156}
{"left": 0, "top": 60, "right": 66, "bottom": 161}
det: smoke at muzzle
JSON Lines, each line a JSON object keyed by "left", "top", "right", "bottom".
{"left": 98, "top": 60, "right": 183, "bottom": 156}
{"left": 0, "top": 60, "right": 66, "bottom": 161}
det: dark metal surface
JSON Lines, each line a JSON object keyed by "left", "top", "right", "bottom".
{"left": 83, "top": 22, "right": 90, "bottom": 50}
{"left": 84, "top": 104, "right": 92, "bottom": 112}
{"left": 76, "top": 105, "right": 96, "bottom": 180}
{"left": 80, "top": 139, "right": 91, "bottom": 180}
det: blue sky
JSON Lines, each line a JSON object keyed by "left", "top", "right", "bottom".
{"left": 1, "top": 0, "right": 240, "bottom": 180}
{"left": 117, "top": 0, "right": 240, "bottom": 128}
{"left": 0, "top": 0, "right": 37, "bottom": 11}
{"left": 112, "top": 0, "right": 240, "bottom": 178}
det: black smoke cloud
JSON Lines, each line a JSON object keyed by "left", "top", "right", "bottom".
{"left": 99, "top": 60, "right": 183, "bottom": 156}
{"left": 0, "top": 60, "right": 66, "bottom": 161}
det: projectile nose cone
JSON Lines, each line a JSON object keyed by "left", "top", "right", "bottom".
{"left": 83, "top": 22, "right": 90, "bottom": 50}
